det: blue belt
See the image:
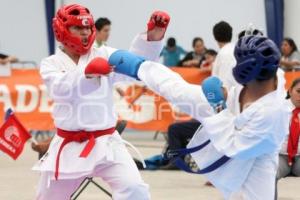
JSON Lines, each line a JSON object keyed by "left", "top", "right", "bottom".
{"left": 165, "top": 139, "right": 230, "bottom": 174}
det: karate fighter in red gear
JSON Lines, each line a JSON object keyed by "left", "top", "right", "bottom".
{"left": 32, "top": 4, "right": 170, "bottom": 200}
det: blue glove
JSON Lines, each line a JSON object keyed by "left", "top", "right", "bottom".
{"left": 108, "top": 50, "right": 145, "bottom": 79}
{"left": 202, "top": 76, "right": 226, "bottom": 112}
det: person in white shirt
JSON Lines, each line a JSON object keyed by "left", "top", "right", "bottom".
{"left": 33, "top": 4, "right": 170, "bottom": 200}
{"left": 212, "top": 21, "right": 238, "bottom": 89}
{"left": 106, "top": 35, "right": 289, "bottom": 200}
{"left": 94, "top": 17, "right": 111, "bottom": 48}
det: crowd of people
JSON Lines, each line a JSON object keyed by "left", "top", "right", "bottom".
{"left": 161, "top": 29, "right": 300, "bottom": 73}
{"left": 2, "top": 16, "right": 300, "bottom": 73}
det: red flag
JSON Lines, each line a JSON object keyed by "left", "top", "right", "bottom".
{"left": 0, "top": 113, "right": 31, "bottom": 160}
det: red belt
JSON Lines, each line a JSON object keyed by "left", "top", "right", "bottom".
{"left": 55, "top": 127, "right": 115, "bottom": 180}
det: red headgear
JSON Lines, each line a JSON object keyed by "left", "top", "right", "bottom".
{"left": 52, "top": 4, "right": 96, "bottom": 55}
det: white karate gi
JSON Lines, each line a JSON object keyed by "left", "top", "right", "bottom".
{"left": 33, "top": 33, "right": 163, "bottom": 200}
{"left": 136, "top": 61, "right": 289, "bottom": 200}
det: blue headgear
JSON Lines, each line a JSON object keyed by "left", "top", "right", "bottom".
{"left": 202, "top": 76, "right": 226, "bottom": 112}
{"left": 233, "top": 35, "right": 280, "bottom": 84}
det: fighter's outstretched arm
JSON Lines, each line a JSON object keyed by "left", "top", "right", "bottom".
{"left": 108, "top": 50, "right": 215, "bottom": 121}
{"left": 138, "top": 61, "right": 214, "bottom": 121}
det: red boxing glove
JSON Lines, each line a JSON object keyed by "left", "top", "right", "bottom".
{"left": 147, "top": 11, "right": 170, "bottom": 41}
{"left": 84, "top": 57, "right": 112, "bottom": 78}
{"left": 147, "top": 11, "right": 170, "bottom": 31}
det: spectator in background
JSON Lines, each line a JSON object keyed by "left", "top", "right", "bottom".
{"left": 178, "top": 37, "right": 206, "bottom": 67}
{"left": 94, "top": 17, "right": 111, "bottom": 47}
{"left": 0, "top": 53, "right": 18, "bottom": 65}
{"left": 212, "top": 21, "right": 237, "bottom": 89}
{"left": 275, "top": 78, "right": 300, "bottom": 199}
{"left": 160, "top": 37, "right": 186, "bottom": 67}
{"left": 280, "top": 37, "right": 300, "bottom": 71}
{"left": 200, "top": 49, "right": 217, "bottom": 71}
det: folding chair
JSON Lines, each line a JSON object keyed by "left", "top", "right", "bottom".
{"left": 70, "top": 120, "right": 127, "bottom": 200}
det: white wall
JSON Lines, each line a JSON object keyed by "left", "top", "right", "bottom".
{"left": 0, "top": 0, "right": 48, "bottom": 65}
{"left": 284, "top": 0, "right": 300, "bottom": 47}
{"left": 0, "top": 0, "right": 267, "bottom": 64}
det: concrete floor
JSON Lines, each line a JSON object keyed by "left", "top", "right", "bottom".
{"left": 0, "top": 130, "right": 300, "bottom": 200}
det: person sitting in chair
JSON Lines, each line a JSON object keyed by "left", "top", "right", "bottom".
{"left": 275, "top": 78, "right": 300, "bottom": 199}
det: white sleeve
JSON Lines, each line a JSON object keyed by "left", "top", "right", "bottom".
{"left": 112, "top": 33, "right": 164, "bottom": 83}
{"left": 212, "top": 51, "right": 237, "bottom": 90}
{"left": 202, "top": 108, "right": 280, "bottom": 159}
{"left": 40, "top": 58, "right": 100, "bottom": 102}
{"left": 110, "top": 72, "right": 139, "bottom": 84}
{"left": 137, "top": 61, "right": 214, "bottom": 121}
{"left": 129, "top": 33, "right": 163, "bottom": 62}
